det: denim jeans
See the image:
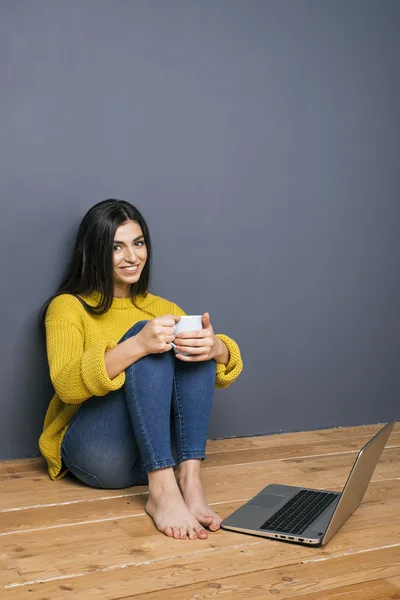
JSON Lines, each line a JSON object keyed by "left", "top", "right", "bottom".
{"left": 61, "top": 321, "right": 216, "bottom": 489}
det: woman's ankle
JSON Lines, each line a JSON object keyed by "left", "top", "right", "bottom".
{"left": 177, "top": 458, "right": 202, "bottom": 481}
{"left": 147, "top": 466, "right": 180, "bottom": 494}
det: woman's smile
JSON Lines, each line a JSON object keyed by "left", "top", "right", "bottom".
{"left": 119, "top": 265, "right": 140, "bottom": 274}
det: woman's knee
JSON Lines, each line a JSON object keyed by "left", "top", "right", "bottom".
{"left": 177, "top": 356, "right": 216, "bottom": 378}
{"left": 118, "top": 320, "right": 149, "bottom": 343}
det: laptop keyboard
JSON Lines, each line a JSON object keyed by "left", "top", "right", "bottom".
{"left": 259, "top": 489, "right": 338, "bottom": 536}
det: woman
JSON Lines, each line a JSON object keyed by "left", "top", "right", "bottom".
{"left": 39, "top": 199, "right": 243, "bottom": 541}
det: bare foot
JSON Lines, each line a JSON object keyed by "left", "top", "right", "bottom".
{"left": 177, "top": 473, "right": 222, "bottom": 532}
{"left": 145, "top": 482, "right": 209, "bottom": 540}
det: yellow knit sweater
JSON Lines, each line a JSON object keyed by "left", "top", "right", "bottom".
{"left": 39, "top": 291, "right": 243, "bottom": 480}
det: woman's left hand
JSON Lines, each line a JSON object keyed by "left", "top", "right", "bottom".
{"left": 174, "top": 313, "right": 226, "bottom": 362}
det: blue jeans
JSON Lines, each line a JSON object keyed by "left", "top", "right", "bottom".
{"left": 61, "top": 321, "right": 216, "bottom": 489}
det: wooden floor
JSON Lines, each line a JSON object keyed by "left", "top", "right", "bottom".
{"left": 1, "top": 422, "right": 399, "bottom": 599}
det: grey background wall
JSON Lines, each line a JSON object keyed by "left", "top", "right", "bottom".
{"left": 0, "top": 0, "right": 399, "bottom": 459}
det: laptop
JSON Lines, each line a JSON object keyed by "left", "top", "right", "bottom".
{"left": 220, "top": 418, "right": 396, "bottom": 546}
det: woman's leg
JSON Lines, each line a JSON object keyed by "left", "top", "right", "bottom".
{"left": 171, "top": 358, "right": 215, "bottom": 464}
{"left": 121, "top": 325, "right": 217, "bottom": 460}
{"left": 172, "top": 358, "right": 222, "bottom": 531}
{"left": 62, "top": 321, "right": 215, "bottom": 539}
{"left": 61, "top": 386, "right": 148, "bottom": 489}
{"left": 120, "top": 324, "right": 216, "bottom": 471}
{"left": 63, "top": 323, "right": 176, "bottom": 489}
{"left": 119, "top": 321, "right": 220, "bottom": 535}
{"left": 113, "top": 321, "right": 215, "bottom": 539}
{"left": 119, "top": 322, "right": 177, "bottom": 473}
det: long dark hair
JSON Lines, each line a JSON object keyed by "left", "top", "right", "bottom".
{"left": 38, "top": 199, "right": 153, "bottom": 337}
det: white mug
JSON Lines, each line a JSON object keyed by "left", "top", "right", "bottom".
{"left": 172, "top": 315, "right": 203, "bottom": 356}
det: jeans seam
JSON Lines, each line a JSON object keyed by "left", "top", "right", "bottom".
{"left": 129, "top": 361, "right": 157, "bottom": 467}
{"left": 66, "top": 461, "right": 107, "bottom": 489}
{"left": 173, "top": 374, "right": 184, "bottom": 458}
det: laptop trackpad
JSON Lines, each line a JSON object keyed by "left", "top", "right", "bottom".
{"left": 248, "top": 494, "right": 286, "bottom": 509}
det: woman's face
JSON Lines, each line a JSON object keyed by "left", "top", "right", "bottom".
{"left": 112, "top": 220, "right": 148, "bottom": 297}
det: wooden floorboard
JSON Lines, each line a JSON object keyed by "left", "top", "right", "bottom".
{"left": 309, "top": 575, "right": 400, "bottom": 599}
{"left": 1, "top": 423, "right": 399, "bottom": 599}
{"left": 2, "top": 422, "right": 399, "bottom": 475}
{"left": 1, "top": 446, "right": 398, "bottom": 512}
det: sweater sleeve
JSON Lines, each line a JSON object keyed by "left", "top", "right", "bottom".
{"left": 45, "top": 318, "right": 126, "bottom": 404}
{"left": 171, "top": 302, "right": 243, "bottom": 389}
{"left": 214, "top": 333, "right": 243, "bottom": 389}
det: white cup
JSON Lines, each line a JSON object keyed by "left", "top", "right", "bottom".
{"left": 172, "top": 315, "right": 203, "bottom": 356}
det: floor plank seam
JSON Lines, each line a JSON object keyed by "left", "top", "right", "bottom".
{"left": 2, "top": 491, "right": 398, "bottom": 537}
{"left": 3, "top": 540, "right": 399, "bottom": 590}
{"left": 9, "top": 546, "right": 397, "bottom": 597}
{"left": 0, "top": 491, "right": 150, "bottom": 513}
{"left": 205, "top": 431, "right": 400, "bottom": 454}
{"left": 2, "top": 442, "right": 399, "bottom": 483}
{"left": 0, "top": 498, "right": 254, "bottom": 536}
{"left": 2, "top": 430, "right": 397, "bottom": 471}
{"left": 2, "top": 477, "right": 399, "bottom": 514}
{"left": 2, "top": 540, "right": 264, "bottom": 589}
{"left": 300, "top": 541, "right": 400, "bottom": 563}
{"left": 204, "top": 445, "right": 400, "bottom": 469}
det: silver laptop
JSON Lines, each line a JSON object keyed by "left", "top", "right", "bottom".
{"left": 220, "top": 418, "right": 395, "bottom": 546}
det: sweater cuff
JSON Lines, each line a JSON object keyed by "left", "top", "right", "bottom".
{"left": 214, "top": 334, "right": 243, "bottom": 389}
{"left": 81, "top": 339, "right": 126, "bottom": 397}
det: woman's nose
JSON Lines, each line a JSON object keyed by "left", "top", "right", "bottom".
{"left": 125, "top": 248, "right": 138, "bottom": 262}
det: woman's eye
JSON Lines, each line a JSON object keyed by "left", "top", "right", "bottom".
{"left": 113, "top": 241, "right": 144, "bottom": 251}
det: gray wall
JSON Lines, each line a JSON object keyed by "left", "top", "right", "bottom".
{"left": 0, "top": 0, "right": 399, "bottom": 459}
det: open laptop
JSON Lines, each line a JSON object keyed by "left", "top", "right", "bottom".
{"left": 220, "top": 418, "right": 396, "bottom": 546}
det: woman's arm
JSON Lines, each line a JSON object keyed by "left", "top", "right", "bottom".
{"left": 214, "top": 334, "right": 243, "bottom": 389}
{"left": 213, "top": 336, "right": 230, "bottom": 366}
{"left": 104, "top": 336, "right": 146, "bottom": 380}
{"left": 45, "top": 317, "right": 128, "bottom": 404}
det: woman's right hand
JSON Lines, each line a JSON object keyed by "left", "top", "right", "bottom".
{"left": 135, "top": 314, "right": 181, "bottom": 356}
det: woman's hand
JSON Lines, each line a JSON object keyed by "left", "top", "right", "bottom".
{"left": 136, "top": 314, "right": 181, "bottom": 356}
{"left": 174, "top": 313, "right": 229, "bottom": 364}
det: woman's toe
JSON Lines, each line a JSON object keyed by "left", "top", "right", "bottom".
{"left": 197, "top": 527, "right": 208, "bottom": 539}
{"left": 165, "top": 527, "right": 174, "bottom": 537}
{"left": 173, "top": 527, "right": 181, "bottom": 539}
{"left": 180, "top": 527, "right": 187, "bottom": 539}
{"left": 198, "top": 513, "right": 213, "bottom": 526}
